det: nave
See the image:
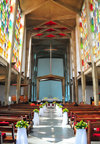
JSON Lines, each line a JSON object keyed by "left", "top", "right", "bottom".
{"left": 28, "top": 108, "right": 75, "bottom": 144}
{"left": 28, "top": 107, "right": 99, "bottom": 144}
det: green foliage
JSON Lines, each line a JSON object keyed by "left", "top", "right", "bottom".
{"left": 75, "top": 120, "right": 88, "bottom": 129}
{"left": 16, "top": 120, "right": 29, "bottom": 128}
{"left": 63, "top": 108, "right": 69, "bottom": 113}
{"left": 53, "top": 97, "right": 58, "bottom": 99}
{"left": 56, "top": 103, "right": 60, "bottom": 106}
{"left": 59, "top": 105, "right": 63, "bottom": 108}
{"left": 39, "top": 105, "right": 43, "bottom": 108}
{"left": 53, "top": 101, "right": 56, "bottom": 104}
{"left": 45, "top": 101, "right": 48, "bottom": 104}
{"left": 42, "top": 103, "right": 46, "bottom": 106}
{"left": 44, "top": 97, "right": 48, "bottom": 99}
{"left": 33, "top": 109, "right": 39, "bottom": 113}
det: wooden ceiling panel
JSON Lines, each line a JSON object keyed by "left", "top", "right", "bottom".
{"left": 54, "top": 0, "right": 84, "bottom": 12}
{"left": 20, "top": 0, "right": 47, "bottom": 14}
{"left": 26, "top": 0, "right": 76, "bottom": 21}
{"left": 26, "top": 19, "right": 46, "bottom": 28}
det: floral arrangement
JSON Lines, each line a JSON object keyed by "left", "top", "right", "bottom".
{"left": 59, "top": 105, "right": 63, "bottom": 108}
{"left": 33, "top": 109, "right": 39, "bottom": 113}
{"left": 75, "top": 120, "right": 88, "bottom": 129}
{"left": 39, "top": 105, "right": 43, "bottom": 108}
{"left": 56, "top": 103, "right": 60, "bottom": 106}
{"left": 42, "top": 103, "right": 45, "bottom": 106}
{"left": 16, "top": 120, "right": 29, "bottom": 128}
{"left": 45, "top": 101, "right": 48, "bottom": 104}
{"left": 53, "top": 97, "right": 58, "bottom": 99}
{"left": 43, "top": 97, "right": 48, "bottom": 100}
{"left": 63, "top": 108, "right": 69, "bottom": 113}
{"left": 53, "top": 101, "right": 56, "bottom": 104}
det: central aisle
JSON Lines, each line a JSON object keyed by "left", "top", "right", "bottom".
{"left": 28, "top": 108, "right": 75, "bottom": 144}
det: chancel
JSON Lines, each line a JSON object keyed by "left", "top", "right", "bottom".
{"left": 0, "top": 0, "right": 100, "bottom": 144}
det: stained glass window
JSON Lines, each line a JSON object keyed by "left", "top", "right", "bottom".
{"left": 12, "top": 4, "right": 24, "bottom": 72}
{"left": 89, "top": 0, "right": 100, "bottom": 62}
{"left": 0, "top": 0, "right": 15, "bottom": 62}
{"left": 80, "top": 2, "right": 91, "bottom": 71}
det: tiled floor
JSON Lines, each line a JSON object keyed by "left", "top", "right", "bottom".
{"left": 28, "top": 108, "right": 75, "bottom": 144}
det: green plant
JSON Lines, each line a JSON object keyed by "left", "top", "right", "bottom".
{"left": 53, "top": 101, "right": 56, "bottom": 104}
{"left": 45, "top": 101, "right": 48, "bottom": 104}
{"left": 63, "top": 108, "right": 69, "bottom": 113}
{"left": 59, "top": 105, "right": 63, "bottom": 108}
{"left": 53, "top": 97, "right": 58, "bottom": 99}
{"left": 16, "top": 120, "right": 29, "bottom": 128}
{"left": 56, "top": 103, "right": 60, "bottom": 106}
{"left": 42, "top": 103, "right": 46, "bottom": 106}
{"left": 33, "top": 109, "right": 39, "bottom": 113}
{"left": 39, "top": 105, "right": 43, "bottom": 108}
{"left": 75, "top": 120, "right": 88, "bottom": 129}
{"left": 44, "top": 97, "right": 48, "bottom": 99}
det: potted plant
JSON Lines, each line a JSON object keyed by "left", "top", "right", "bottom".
{"left": 39, "top": 105, "right": 44, "bottom": 116}
{"left": 62, "top": 108, "right": 69, "bottom": 125}
{"left": 75, "top": 120, "right": 87, "bottom": 144}
{"left": 16, "top": 120, "right": 29, "bottom": 144}
{"left": 33, "top": 109, "right": 39, "bottom": 125}
{"left": 33, "top": 109, "right": 39, "bottom": 113}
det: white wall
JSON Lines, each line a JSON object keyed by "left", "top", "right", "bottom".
{"left": 0, "top": 85, "right": 16, "bottom": 105}
{"left": 78, "top": 85, "right": 93, "bottom": 104}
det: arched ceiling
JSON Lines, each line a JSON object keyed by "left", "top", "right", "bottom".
{"left": 19, "top": 0, "right": 84, "bottom": 58}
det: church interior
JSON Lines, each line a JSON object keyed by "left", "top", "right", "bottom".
{"left": 0, "top": 0, "right": 100, "bottom": 143}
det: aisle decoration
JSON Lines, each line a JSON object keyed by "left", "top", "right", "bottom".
{"left": 42, "top": 103, "right": 47, "bottom": 112}
{"left": 39, "top": 105, "right": 44, "bottom": 116}
{"left": 33, "top": 109, "right": 39, "bottom": 125}
{"left": 62, "top": 108, "right": 69, "bottom": 125}
{"left": 58, "top": 105, "right": 63, "bottom": 117}
{"left": 16, "top": 120, "right": 29, "bottom": 144}
{"left": 75, "top": 120, "right": 87, "bottom": 144}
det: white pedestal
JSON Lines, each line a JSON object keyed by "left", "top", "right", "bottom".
{"left": 58, "top": 108, "right": 62, "bottom": 117}
{"left": 33, "top": 112, "right": 39, "bottom": 125}
{"left": 62, "top": 112, "right": 68, "bottom": 125}
{"left": 75, "top": 129, "right": 87, "bottom": 144}
{"left": 43, "top": 105, "right": 47, "bottom": 112}
{"left": 16, "top": 128, "right": 28, "bottom": 144}
{"left": 39, "top": 108, "right": 44, "bottom": 116}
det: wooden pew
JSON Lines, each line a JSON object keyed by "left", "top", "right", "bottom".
{"left": 88, "top": 121, "right": 100, "bottom": 144}
{"left": 0, "top": 132, "right": 2, "bottom": 144}
{"left": 0, "top": 110, "right": 33, "bottom": 134}
{"left": 70, "top": 111, "right": 100, "bottom": 127}
{"left": 0, "top": 123, "right": 16, "bottom": 143}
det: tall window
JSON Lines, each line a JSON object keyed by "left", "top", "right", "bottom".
{"left": 12, "top": 4, "right": 24, "bottom": 72}
{"left": 0, "top": 0, "right": 15, "bottom": 62}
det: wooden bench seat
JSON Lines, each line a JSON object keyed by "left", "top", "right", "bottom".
{"left": 88, "top": 121, "right": 100, "bottom": 144}
{"left": 0, "top": 124, "right": 16, "bottom": 144}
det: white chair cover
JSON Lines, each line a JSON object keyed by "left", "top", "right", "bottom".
{"left": 39, "top": 108, "right": 44, "bottom": 116}
{"left": 75, "top": 129, "right": 87, "bottom": 144}
{"left": 62, "top": 112, "right": 68, "bottom": 125}
{"left": 33, "top": 112, "right": 39, "bottom": 126}
{"left": 16, "top": 128, "right": 28, "bottom": 144}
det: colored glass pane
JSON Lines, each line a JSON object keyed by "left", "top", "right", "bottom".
{"left": 12, "top": 5, "right": 24, "bottom": 72}
{"left": 80, "top": 2, "right": 91, "bottom": 71}
{"left": 0, "top": 0, "right": 15, "bottom": 62}
{"left": 89, "top": 0, "right": 100, "bottom": 62}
